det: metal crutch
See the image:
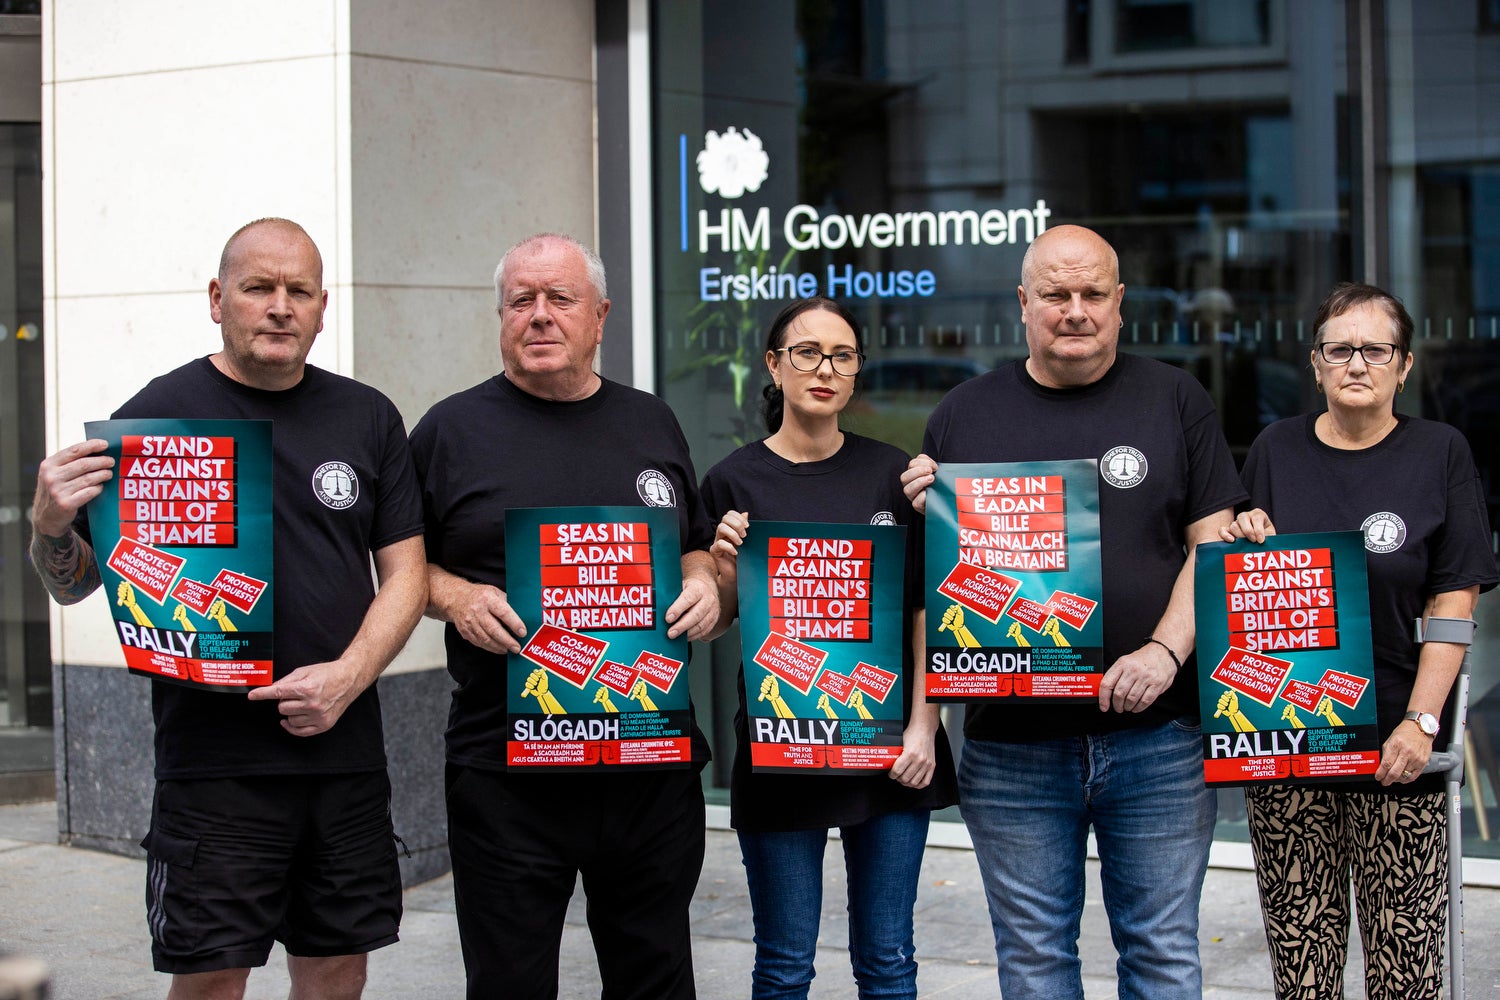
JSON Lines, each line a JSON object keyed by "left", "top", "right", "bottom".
{"left": 1417, "top": 615, "right": 1477, "bottom": 1000}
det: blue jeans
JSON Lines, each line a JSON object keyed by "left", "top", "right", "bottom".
{"left": 958, "top": 720, "right": 1215, "bottom": 1000}
{"left": 737, "top": 808, "right": 931, "bottom": 999}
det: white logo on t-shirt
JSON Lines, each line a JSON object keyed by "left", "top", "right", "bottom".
{"left": 637, "top": 470, "right": 676, "bottom": 507}
{"left": 311, "top": 461, "right": 359, "bottom": 510}
{"left": 1361, "top": 511, "right": 1407, "bottom": 553}
{"left": 1099, "top": 446, "right": 1148, "bottom": 489}
{"left": 870, "top": 511, "right": 896, "bottom": 526}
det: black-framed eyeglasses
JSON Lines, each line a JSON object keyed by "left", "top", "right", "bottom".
{"left": 777, "top": 346, "right": 865, "bottom": 376}
{"left": 1315, "top": 342, "right": 1400, "bottom": 365}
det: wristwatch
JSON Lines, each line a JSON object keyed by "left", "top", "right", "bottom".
{"left": 1403, "top": 710, "right": 1440, "bottom": 738}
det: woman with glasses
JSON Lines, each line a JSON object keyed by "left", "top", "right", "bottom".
{"left": 1222, "top": 282, "right": 1496, "bottom": 999}
{"left": 700, "top": 297, "right": 957, "bottom": 1000}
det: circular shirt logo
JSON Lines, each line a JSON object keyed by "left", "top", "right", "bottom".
{"left": 312, "top": 461, "right": 359, "bottom": 510}
{"left": 870, "top": 511, "right": 897, "bottom": 526}
{"left": 636, "top": 470, "right": 676, "bottom": 508}
{"left": 1361, "top": 511, "right": 1407, "bottom": 553}
{"left": 1099, "top": 446, "right": 1148, "bottom": 489}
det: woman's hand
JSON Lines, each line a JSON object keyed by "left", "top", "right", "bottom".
{"left": 702, "top": 511, "right": 750, "bottom": 642}
{"left": 1376, "top": 724, "right": 1433, "bottom": 786}
{"left": 1219, "top": 508, "right": 1276, "bottom": 544}
{"left": 890, "top": 711, "right": 938, "bottom": 789}
{"left": 711, "top": 510, "right": 749, "bottom": 574}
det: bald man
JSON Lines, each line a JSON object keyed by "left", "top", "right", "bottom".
{"left": 30, "top": 219, "right": 427, "bottom": 999}
{"left": 902, "top": 225, "right": 1245, "bottom": 999}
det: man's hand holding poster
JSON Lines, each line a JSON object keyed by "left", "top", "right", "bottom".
{"left": 734, "top": 521, "right": 907, "bottom": 773}
{"left": 923, "top": 461, "right": 1103, "bottom": 700}
{"left": 84, "top": 419, "right": 274, "bottom": 691}
{"left": 1194, "top": 531, "right": 1380, "bottom": 785}
{"left": 504, "top": 506, "right": 691, "bottom": 770}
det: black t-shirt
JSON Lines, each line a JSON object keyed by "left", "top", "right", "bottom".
{"left": 922, "top": 354, "right": 1247, "bottom": 741}
{"left": 1242, "top": 412, "right": 1498, "bottom": 795}
{"left": 700, "top": 433, "right": 960, "bottom": 832}
{"left": 409, "top": 374, "right": 715, "bottom": 770}
{"left": 79, "top": 357, "right": 424, "bottom": 779}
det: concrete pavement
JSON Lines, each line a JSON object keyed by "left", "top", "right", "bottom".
{"left": 2, "top": 800, "right": 1498, "bottom": 998}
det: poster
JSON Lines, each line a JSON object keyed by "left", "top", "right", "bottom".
{"left": 923, "top": 460, "right": 1103, "bottom": 700}
{"left": 504, "top": 506, "right": 692, "bottom": 770}
{"left": 1194, "top": 531, "right": 1379, "bottom": 785}
{"left": 83, "top": 419, "right": 274, "bottom": 690}
{"left": 734, "top": 521, "right": 908, "bottom": 773}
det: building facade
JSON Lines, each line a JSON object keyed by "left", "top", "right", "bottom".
{"left": 3, "top": 0, "right": 1498, "bottom": 881}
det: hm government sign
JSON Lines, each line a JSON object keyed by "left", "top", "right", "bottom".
{"left": 685, "top": 126, "right": 1051, "bottom": 303}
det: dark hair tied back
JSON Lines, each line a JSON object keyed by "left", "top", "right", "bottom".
{"left": 760, "top": 381, "right": 786, "bottom": 434}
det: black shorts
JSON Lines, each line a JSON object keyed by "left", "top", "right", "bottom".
{"left": 140, "top": 771, "right": 401, "bottom": 975}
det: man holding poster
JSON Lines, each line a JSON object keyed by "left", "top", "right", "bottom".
{"left": 410, "top": 233, "right": 718, "bottom": 999}
{"left": 29, "top": 218, "right": 428, "bottom": 999}
{"left": 902, "top": 225, "right": 1245, "bottom": 999}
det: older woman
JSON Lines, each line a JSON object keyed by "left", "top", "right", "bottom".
{"left": 1223, "top": 282, "right": 1497, "bottom": 999}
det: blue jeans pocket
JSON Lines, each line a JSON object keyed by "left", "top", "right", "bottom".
{"left": 1169, "top": 715, "right": 1203, "bottom": 735}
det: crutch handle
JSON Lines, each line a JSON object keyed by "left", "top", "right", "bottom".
{"left": 1422, "top": 751, "right": 1462, "bottom": 776}
{"left": 1413, "top": 616, "right": 1476, "bottom": 645}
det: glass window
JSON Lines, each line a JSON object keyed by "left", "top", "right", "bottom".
{"left": 1114, "top": 0, "right": 1271, "bottom": 53}
{"left": 650, "top": 0, "right": 1500, "bottom": 861}
{"left": 1065, "top": 0, "right": 1092, "bottom": 62}
{"left": 1382, "top": 1, "right": 1500, "bottom": 859}
{"left": 0, "top": 122, "right": 48, "bottom": 738}
{"left": 1483, "top": 0, "right": 1500, "bottom": 32}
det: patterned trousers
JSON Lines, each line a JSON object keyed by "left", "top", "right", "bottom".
{"left": 1244, "top": 783, "right": 1448, "bottom": 1000}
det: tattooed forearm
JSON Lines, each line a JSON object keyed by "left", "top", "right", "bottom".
{"left": 29, "top": 529, "right": 101, "bottom": 605}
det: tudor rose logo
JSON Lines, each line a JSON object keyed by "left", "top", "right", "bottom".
{"left": 697, "top": 127, "right": 769, "bottom": 199}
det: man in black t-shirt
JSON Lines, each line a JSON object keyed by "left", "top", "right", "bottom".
{"left": 411, "top": 233, "right": 719, "bottom": 1000}
{"left": 902, "top": 225, "right": 1245, "bottom": 1000}
{"left": 30, "top": 219, "right": 427, "bottom": 1000}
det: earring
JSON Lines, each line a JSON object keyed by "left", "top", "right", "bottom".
{"left": 1315, "top": 382, "right": 1323, "bottom": 394}
{"left": 1398, "top": 381, "right": 1405, "bottom": 394}
{"left": 773, "top": 380, "right": 781, "bottom": 390}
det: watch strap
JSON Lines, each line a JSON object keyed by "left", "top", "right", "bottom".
{"left": 1402, "top": 710, "right": 1439, "bottom": 736}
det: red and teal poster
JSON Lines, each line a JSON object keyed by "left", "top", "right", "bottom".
{"left": 1195, "top": 531, "right": 1379, "bottom": 785}
{"left": 923, "top": 460, "right": 1103, "bottom": 700}
{"left": 734, "top": 521, "right": 908, "bottom": 773}
{"left": 83, "top": 419, "right": 273, "bottom": 691}
{"left": 503, "top": 505, "right": 691, "bottom": 770}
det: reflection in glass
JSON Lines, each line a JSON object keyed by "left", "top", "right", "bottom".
{"left": 1114, "top": 0, "right": 1271, "bottom": 53}
{"left": 0, "top": 123, "right": 48, "bottom": 742}
{"left": 650, "top": 0, "right": 1500, "bottom": 861}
